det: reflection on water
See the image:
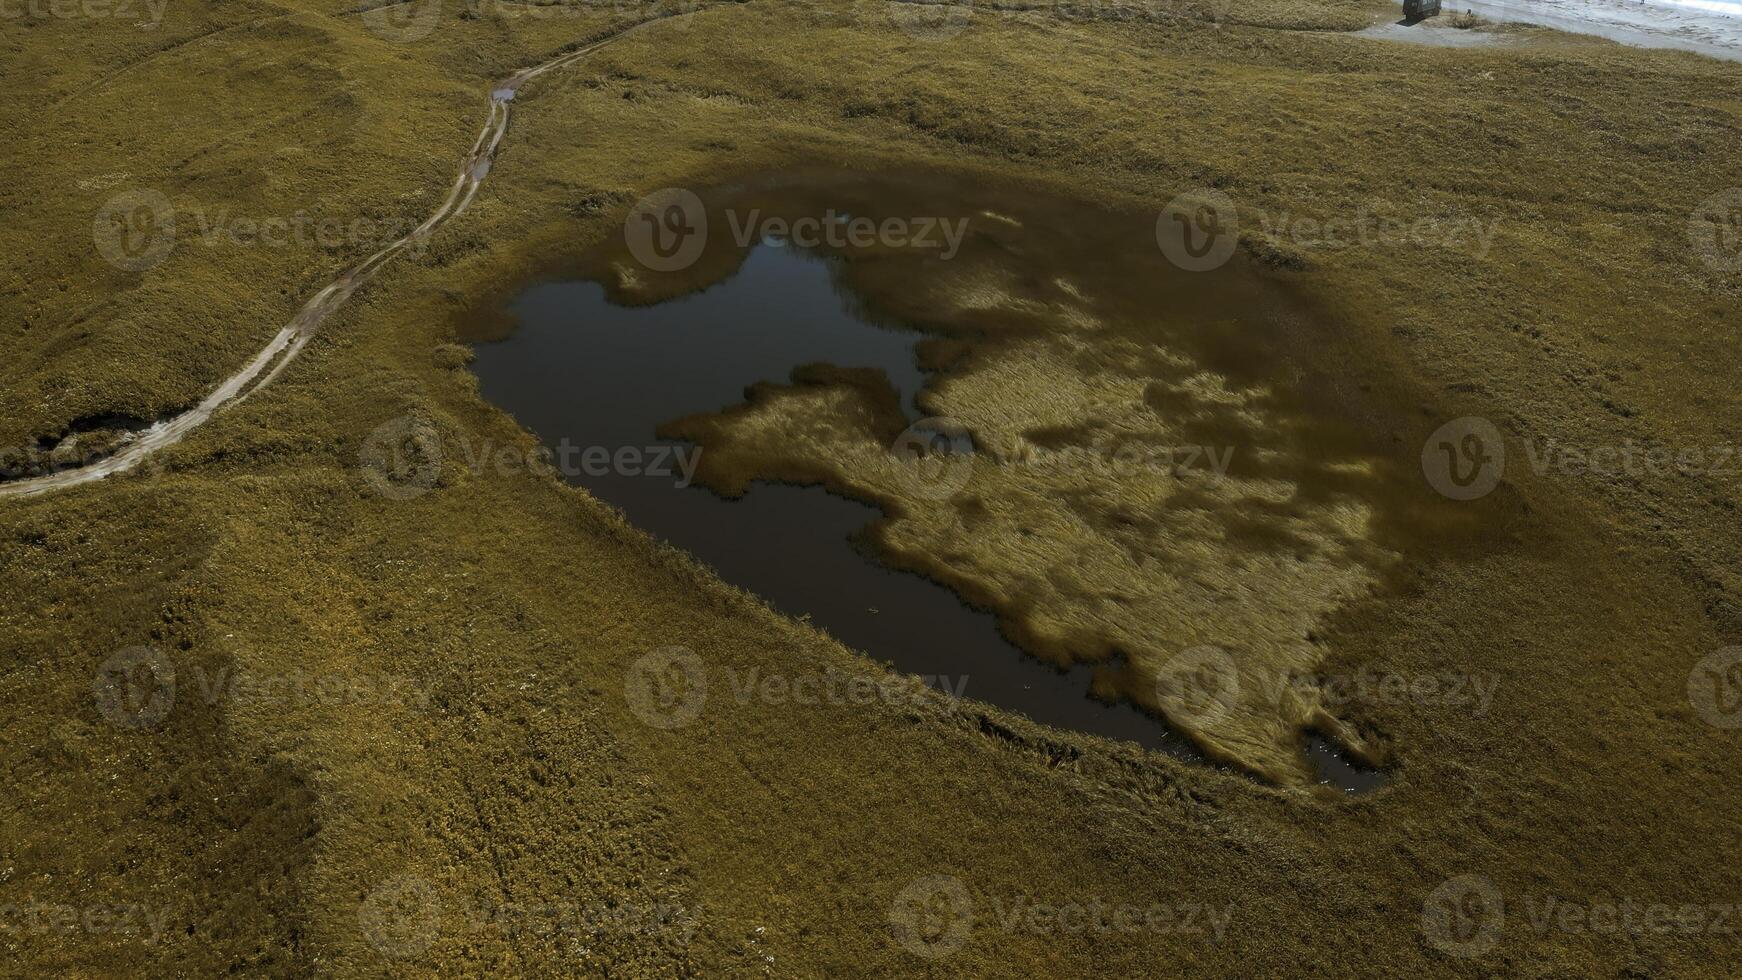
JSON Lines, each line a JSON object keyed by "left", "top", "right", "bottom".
{"left": 472, "top": 244, "right": 1209, "bottom": 759}
{"left": 1307, "top": 735, "right": 1391, "bottom": 795}
{"left": 464, "top": 168, "right": 1490, "bottom": 792}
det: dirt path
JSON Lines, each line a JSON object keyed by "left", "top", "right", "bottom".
{"left": 0, "top": 16, "right": 679, "bottom": 501}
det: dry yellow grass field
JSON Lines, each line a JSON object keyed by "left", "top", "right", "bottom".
{"left": 3, "top": 0, "right": 1741, "bottom": 973}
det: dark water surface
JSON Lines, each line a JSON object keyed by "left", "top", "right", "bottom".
{"left": 466, "top": 170, "right": 1443, "bottom": 793}
{"left": 473, "top": 243, "right": 1203, "bottom": 757}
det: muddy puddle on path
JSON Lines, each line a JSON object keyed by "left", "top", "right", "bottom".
{"left": 467, "top": 170, "right": 1504, "bottom": 793}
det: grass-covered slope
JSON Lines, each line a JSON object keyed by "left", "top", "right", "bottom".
{"left": 2, "top": 0, "right": 1740, "bottom": 974}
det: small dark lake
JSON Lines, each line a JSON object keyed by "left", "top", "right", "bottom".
{"left": 472, "top": 242, "right": 1201, "bottom": 756}
{"left": 467, "top": 172, "right": 1418, "bottom": 794}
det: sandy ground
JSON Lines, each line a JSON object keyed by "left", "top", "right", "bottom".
{"left": 1434, "top": 0, "right": 1742, "bottom": 60}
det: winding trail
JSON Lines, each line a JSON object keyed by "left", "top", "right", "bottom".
{"left": 1, "top": 16, "right": 678, "bottom": 500}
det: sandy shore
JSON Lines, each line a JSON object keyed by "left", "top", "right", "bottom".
{"left": 1416, "top": 0, "right": 1742, "bottom": 59}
